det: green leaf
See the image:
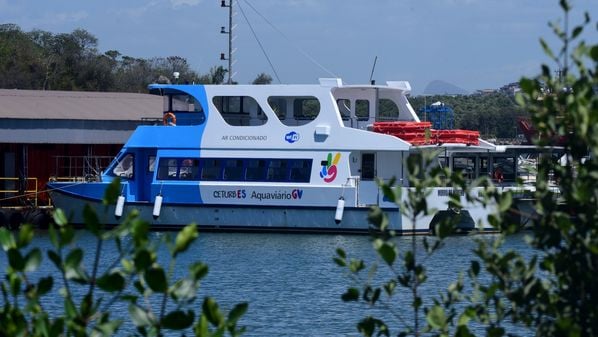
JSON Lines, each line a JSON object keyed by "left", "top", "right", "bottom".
{"left": 348, "top": 259, "right": 365, "bottom": 273}
{"left": 53, "top": 208, "right": 69, "bottom": 226}
{"left": 103, "top": 178, "right": 121, "bottom": 206}
{"left": 487, "top": 326, "right": 505, "bottom": 337}
{"left": 96, "top": 271, "right": 126, "bottom": 292}
{"left": 145, "top": 267, "right": 168, "bottom": 293}
{"left": 83, "top": 204, "right": 101, "bottom": 235}
{"left": 91, "top": 320, "right": 122, "bottom": 337}
{"left": 17, "top": 224, "right": 34, "bottom": 248}
{"left": 195, "top": 315, "right": 210, "bottom": 337}
{"left": 341, "top": 288, "right": 359, "bottom": 301}
{"left": 131, "top": 219, "right": 149, "bottom": 247}
{"left": 426, "top": 305, "right": 447, "bottom": 329}
{"left": 368, "top": 206, "right": 389, "bottom": 230}
{"left": 539, "top": 38, "right": 557, "bottom": 61}
{"left": 189, "top": 262, "right": 209, "bottom": 281}
{"left": 383, "top": 279, "right": 396, "bottom": 296}
{"left": 498, "top": 192, "right": 512, "bottom": 213}
{"left": 227, "top": 302, "right": 248, "bottom": 324}
{"left": 65, "top": 248, "right": 83, "bottom": 268}
{"left": 333, "top": 256, "right": 346, "bottom": 267}
{"left": 161, "top": 310, "right": 195, "bottom": 330}
{"left": 173, "top": 223, "right": 198, "bottom": 257}
{"left": 133, "top": 249, "right": 153, "bottom": 271}
{"left": 470, "top": 260, "right": 480, "bottom": 277}
{"left": 202, "top": 297, "right": 224, "bottom": 326}
{"left": 457, "top": 307, "right": 476, "bottom": 326}
{"left": 373, "top": 239, "right": 396, "bottom": 266}
{"left": 47, "top": 250, "right": 63, "bottom": 271}
{"left": 64, "top": 297, "right": 78, "bottom": 319}
{"left": 8, "top": 272, "right": 21, "bottom": 295}
{"left": 129, "top": 304, "right": 155, "bottom": 327}
{"left": 37, "top": 277, "right": 53, "bottom": 296}
{"left": 50, "top": 318, "right": 65, "bottom": 337}
{"left": 8, "top": 248, "right": 25, "bottom": 271}
{"left": 0, "top": 228, "right": 15, "bottom": 250}
{"left": 24, "top": 248, "right": 42, "bottom": 272}
{"left": 171, "top": 279, "right": 197, "bottom": 302}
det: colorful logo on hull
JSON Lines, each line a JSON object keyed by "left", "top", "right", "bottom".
{"left": 320, "top": 152, "right": 340, "bottom": 183}
{"left": 285, "top": 131, "right": 300, "bottom": 143}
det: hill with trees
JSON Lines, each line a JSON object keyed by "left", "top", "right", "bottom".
{"left": 0, "top": 24, "right": 235, "bottom": 92}
{"left": 409, "top": 93, "right": 527, "bottom": 139}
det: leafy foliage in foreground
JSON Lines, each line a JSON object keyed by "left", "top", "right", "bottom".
{"left": 337, "top": 1, "right": 597, "bottom": 336}
{"left": 0, "top": 179, "right": 247, "bottom": 337}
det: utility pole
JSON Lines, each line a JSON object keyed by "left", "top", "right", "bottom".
{"left": 220, "top": 0, "right": 235, "bottom": 84}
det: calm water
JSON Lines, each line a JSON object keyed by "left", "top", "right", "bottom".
{"left": 2, "top": 231, "right": 534, "bottom": 336}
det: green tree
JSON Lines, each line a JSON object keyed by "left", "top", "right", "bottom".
{"left": 252, "top": 73, "right": 272, "bottom": 85}
{"left": 337, "top": 1, "right": 597, "bottom": 336}
{"left": 0, "top": 24, "right": 42, "bottom": 89}
{"left": 0, "top": 179, "right": 248, "bottom": 336}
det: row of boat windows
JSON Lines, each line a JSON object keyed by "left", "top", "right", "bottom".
{"left": 167, "top": 94, "right": 401, "bottom": 126}
{"left": 156, "top": 158, "right": 313, "bottom": 183}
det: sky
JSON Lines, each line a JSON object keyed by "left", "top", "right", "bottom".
{"left": 1, "top": 0, "right": 596, "bottom": 94}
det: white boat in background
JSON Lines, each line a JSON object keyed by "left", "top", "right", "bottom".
{"left": 48, "top": 78, "right": 554, "bottom": 234}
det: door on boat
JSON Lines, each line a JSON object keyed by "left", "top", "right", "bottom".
{"left": 359, "top": 152, "right": 379, "bottom": 206}
{"left": 135, "top": 149, "right": 157, "bottom": 202}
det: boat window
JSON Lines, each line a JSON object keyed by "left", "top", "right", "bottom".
{"left": 213, "top": 96, "right": 267, "bottom": 126}
{"left": 453, "top": 157, "right": 476, "bottom": 180}
{"left": 163, "top": 95, "right": 206, "bottom": 126}
{"left": 113, "top": 153, "right": 134, "bottom": 179}
{"left": 266, "top": 159, "right": 288, "bottom": 182}
{"left": 201, "top": 159, "right": 222, "bottom": 180}
{"left": 157, "top": 159, "right": 178, "bottom": 180}
{"left": 479, "top": 157, "right": 489, "bottom": 177}
{"left": 268, "top": 96, "right": 320, "bottom": 126}
{"left": 361, "top": 153, "right": 375, "bottom": 180}
{"left": 180, "top": 159, "right": 199, "bottom": 180}
{"left": 223, "top": 159, "right": 244, "bottom": 181}
{"left": 245, "top": 159, "right": 267, "bottom": 181}
{"left": 267, "top": 97, "right": 287, "bottom": 120}
{"left": 493, "top": 157, "right": 515, "bottom": 182}
{"left": 157, "top": 158, "right": 199, "bottom": 180}
{"left": 148, "top": 156, "right": 156, "bottom": 173}
{"left": 170, "top": 95, "right": 204, "bottom": 113}
{"left": 337, "top": 99, "right": 351, "bottom": 120}
{"left": 356, "top": 100, "right": 370, "bottom": 121}
{"left": 377, "top": 99, "right": 399, "bottom": 121}
{"left": 154, "top": 157, "right": 312, "bottom": 183}
{"left": 289, "top": 159, "right": 312, "bottom": 183}
{"left": 293, "top": 97, "right": 320, "bottom": 120}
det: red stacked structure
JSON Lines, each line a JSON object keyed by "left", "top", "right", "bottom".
{"left": 372, "top": 121, "right": 479, "bottom": 146}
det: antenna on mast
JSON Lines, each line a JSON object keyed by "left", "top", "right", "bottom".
{"left": 369, "top": 56, "right": 378, "bottom": 85}
{"left": 220, "top": 0, "right": 235, "bottom": 84}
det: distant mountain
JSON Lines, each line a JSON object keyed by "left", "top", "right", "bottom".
{"left": 423, "top": 80, "right": 469, "bottom": 95}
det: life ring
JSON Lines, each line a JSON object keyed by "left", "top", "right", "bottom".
{"left": 163, "top": 112, "right": 176, "bottom": 126}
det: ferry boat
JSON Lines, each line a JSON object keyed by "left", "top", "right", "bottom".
{"left": 47, "top": 78, "right": 544, "bottom": 234}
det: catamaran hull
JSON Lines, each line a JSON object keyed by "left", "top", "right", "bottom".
{"left": 48, "top": 189, "right": 412, "bottom": 234}
{"left": 48, "top": 187, "right": 519, "bottom": 234}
